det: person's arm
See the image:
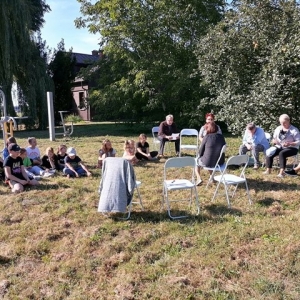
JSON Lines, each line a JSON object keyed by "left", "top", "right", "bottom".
{"left": 5, "top": 166, "right": 28, "bottom": 185}
{"left": 286, "top": 127, "right": 300, "bottom": 147}
{"left": 199, "top": 126, "right": 205, "bottom": 142}
{"left": 79, "top": 161, "right": 92, "bottom": 176}
{"left": 242, "top": 131, "right": 248, "bottom": 145}
{"left": 158, "top": 122, "right": 166, "bottom": 138}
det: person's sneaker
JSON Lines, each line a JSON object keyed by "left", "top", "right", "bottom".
{"left": 48, "top": 169, "right": 56, "bottom": 174}
{"left": 277, "top": 173, "right": 285, "bottom": 178}
{"left": 33, "top": 175, "right": 42, "bottom": 181}
{"left": 285, "top": 169, "right": 298, "bottom": 177}
{"left": 253, "top": 165, "right": 259, "bottom": 170}
{"left": 43, "top": 172, "right": 54, "bottom": 178}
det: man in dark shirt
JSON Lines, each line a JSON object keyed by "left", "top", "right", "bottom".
{"left": 158, "top": 114, "right": 180, "bottom": 156}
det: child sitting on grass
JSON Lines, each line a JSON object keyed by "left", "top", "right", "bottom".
{"left": 20, "top": 148, "right": 53, "bottom": 179}
{"left": 63, "top": 147, "right": 92, "bottom": 178}
{"left": 26, "top": 137, "right": 42, "bottom": 166}
{"left": 4, "top": 144, "right": 39, "bottom": 193}
{"left": 123, "top": 140, "right": 139, "bottom": 165}
{"left": 57, "top": 144, "right": 67, "bottom": 171}
{"left": 97, "top": 139, "right": 116, "bottom": 168}
{"left": 135, "top": 133, "right": 158, "bottom": 160}
{"left": 41, "top": 147, "right": 58, "bottom": 172}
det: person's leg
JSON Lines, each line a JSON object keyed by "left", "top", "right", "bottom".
{"left": 195, "top": 158, "right": 204, "bottom": 185}
{"left": 30, "top": 165, "right": 44, "bottom": 175}
{"left": 10, "top": 181, "right": 24, "bottom": 193}
{"left": 158, "top": 136, "right": 168, "bottom": 155}
{"left": 150, "top": 151, "right": 158, "bottom": 158}
{"left": 278, "top": 147, "right": 298, "bottom": 175}
{"left": 239, "top": 144, "right": 248, "bottom": 155}
{"left": 63, "top": 167, "right": 76, "bottom": 177}
{"left": 264, "top": 148, "right": 281, "bottom": 174}
{"left": 252, "top": 144, "right": 264, "bottom": 167}
{"left": 75, "top": 167, "right": 87, "bottom": 177}
{"left": 174, "top": 139, "right": 180, "bottom": 154}
{"left": 135, "top": 152, "right": 146, "bottom": 160}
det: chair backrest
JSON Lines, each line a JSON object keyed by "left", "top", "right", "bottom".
{"left": 265, "top": 132, "right": 271, "bottom": 142}
{"left": 223, "top": 155, "right": 249, "bottom": 177}
{"left": 211, "top": 144, "right": 227, "bottom": 169}
{"left": 180, "top": 128, "right": 198, "bottom": 136}
{"left": 152, "top": 126, "right": 159, "bottom": 135}
{"left": 164, "top": 157, "right": 196, "bottom": 169}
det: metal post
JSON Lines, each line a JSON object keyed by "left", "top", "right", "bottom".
{"left": 47, "top": 92, "right": 55, "bottom": 141}
{"left": 0, "top": 88, "right": 8, "bottom": 148}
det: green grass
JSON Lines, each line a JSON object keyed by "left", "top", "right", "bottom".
{"left": 1, "top": 122, "right": 300, "bottom": 299}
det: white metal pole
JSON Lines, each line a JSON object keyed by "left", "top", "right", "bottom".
{"left": 47, "top": 92, "right": 55, "bottom": 141}
{"left": 0, "top": 88, "right": 8, "bottom": 148}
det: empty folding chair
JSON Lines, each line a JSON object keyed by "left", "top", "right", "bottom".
{"left": 152, "top": 126, "right": 161, "bottom": 150}
{"left": 162, "top": 157, "right": 200, "bottom": 219}
{"left": 98, "top": 158, "right": 144, "bottom": 219}
{"left": 179, "top": 128, "right": 199, "bottom": 157}
{"left": 212, "top": 155, "right": 252, "bottom": 208}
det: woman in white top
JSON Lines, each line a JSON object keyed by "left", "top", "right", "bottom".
{"left": 263, "top": 114, "right": 300, "bottom": 177}
{"left": 199, "top": 113, "right": 222, "bottom": 143}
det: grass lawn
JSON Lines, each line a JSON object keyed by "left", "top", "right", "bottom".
{"left": 1, "top": 122, "right": 300, "bottom": 299}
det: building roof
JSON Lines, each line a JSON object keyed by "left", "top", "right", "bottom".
{"left": 71, "top": 52, "right": 99, "bottom": 65}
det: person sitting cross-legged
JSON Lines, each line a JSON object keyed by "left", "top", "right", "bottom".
{"left": 239, "top": 122, "right": 270, "bottom": 169}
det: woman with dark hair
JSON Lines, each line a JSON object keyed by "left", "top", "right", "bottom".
{"left": 195, "top": 122, "right": 226, "bottom": 185}
{"left": 199, "top": 113, "right": 222, "bottom": 143}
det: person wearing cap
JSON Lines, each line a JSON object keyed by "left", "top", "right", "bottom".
{"left": 4, "top": 143, "right": 39, "bottom": 193}
{"left": 63, "top": 147, "right": 92, "bottom": 178}
{"left": 239, "top": 122, "right": 270, "bottom": 169}
{"left": 199, "top": 113, "right": 222, "bottom": 143}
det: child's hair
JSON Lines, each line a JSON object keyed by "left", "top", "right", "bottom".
{"left": 102, "top": 139, "right": 113, "bottom": 152}
{"left": 28, "top": 137, "right": 36, "bottom": 144}
{"left": 20, "top": 148, "right": 27, "bottom": 155}
{"left": 124, "top": 139, "right": 135, "bottom": 150}
{"left": 6, "top": 136, "right": 17, "bottom": 147}
{"left": 45, "top": 147, "right": 54, "bottom": 154}
{"left": 57, "top": 144, "right": 67, "bottom": 154}
{"left": 139, "top": 133, "right": 147, "bottom": 139}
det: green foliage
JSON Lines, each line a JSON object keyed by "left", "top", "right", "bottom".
{"left": 196, "top": 0, "right": 300, "bottom": 134}
{"left": 76, "top": 0, "right": 224, "bottom": 124}
{"left": 0, "top": 0, "right": 51, "bottom": 129}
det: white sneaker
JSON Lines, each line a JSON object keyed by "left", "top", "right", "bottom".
{"left": 196, "top": 179, "right": 203, "bottom": 186}
{"left": 43, "top": 172, "right": 54, "bottom": 178}
{"left": 33, "top": 175, "right": 42, "bottom": 181}
{"left": 48, "top": 169, "right": 56, "bottom": 174}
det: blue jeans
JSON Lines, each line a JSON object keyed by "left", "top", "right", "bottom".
{"left": 63, "top": 167, "right": 86, "bottom": 177}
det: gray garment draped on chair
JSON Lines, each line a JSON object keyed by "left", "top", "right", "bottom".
{"left": 98, "top": 157, "right": 136, "bottom": 213}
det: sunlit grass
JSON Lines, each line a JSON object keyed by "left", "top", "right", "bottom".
{"left": 0, "top": 122, "right": 300, "bottom": 299}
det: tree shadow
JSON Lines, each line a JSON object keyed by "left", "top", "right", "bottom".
{"left": 204, "top": 203, "right": 243, "bottom": 216}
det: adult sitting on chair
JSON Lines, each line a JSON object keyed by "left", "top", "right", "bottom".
{"left": 195, "top": 122, "right": 226, "bottom": 186}
{"left": 239, "top": 122, "right": 270, "bottom": 170}
{"left": 199, "top": 113, "right": 222, "bottom": 143}
{"left": 158, "top": 114, "right": 180, "bottom": 157}
{"left": 263, "top": 114, "right": 300, "bottom": 178}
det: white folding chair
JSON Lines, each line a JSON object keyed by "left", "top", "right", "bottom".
{"left": 162, "top": 157, "right": 200, "bottom": 219}
{"left": 179, "top": 128, "right": 199, "bottom": 157}
{"left": 212, "top": 155, "right": 252, "bottom": 208}
{"left": 152, "top": 126, "right": 170, "bottom": 153}
{"left": 98, "top": 158, "right": 144, "bottom": 220}
{"left": 203, "top": 144, "right": 227, "bottom": 188}
{"left": 152, "top": 126, "right": 161, "bottom": 150}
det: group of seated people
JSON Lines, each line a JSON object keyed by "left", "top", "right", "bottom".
{"left": 2, "top": 112, "right": 300, "bottom": 193}
{"left": 0, "top": 137, "right": 92, "bottom": 193}
{"left": 156, "top": 113, "right": 300, "bottom": 185}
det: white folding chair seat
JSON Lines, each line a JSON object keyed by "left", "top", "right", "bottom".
{"left": 212, "top": 155, "right": 252, "bottom": 208}
{"left": 98, "top": 158, "right": 144, "bottom": 220}
{"left": 203, "top": 144, "right": 227, "bottom": 188}
{"left": 162, "top": 157, "right": 200, "bottom": 219}
{"left": 179, "top": 128, "right": 199, "bottom": 157}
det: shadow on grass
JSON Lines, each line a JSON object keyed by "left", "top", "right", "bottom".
{"left": 204, "top": 203, "right": 243, "bottom": 216}
{"left": 256, "top": 198, "right": 283, "bottom": 207}
{"left": 247, "top": 178, "right": 299, "bottom": 192}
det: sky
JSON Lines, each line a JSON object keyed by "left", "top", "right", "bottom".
{"left": 40, "top": 0, "right": 100, "bottom": 55}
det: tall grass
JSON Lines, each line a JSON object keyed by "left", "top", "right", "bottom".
{"left": 0, "top": 122, "right": 300, "bottom": 299}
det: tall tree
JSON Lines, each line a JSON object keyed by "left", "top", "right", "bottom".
{"left": 196, "top": 0, "right": 300, "bottom": 134}
{"left": 0, "top": 0, "right": 51, "bottom": 129}
{"left": 76, "top": 0, "right": 224, "bottom": 126}
{"left": 48, "top": 40, "right": 76, "bottom": 124}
